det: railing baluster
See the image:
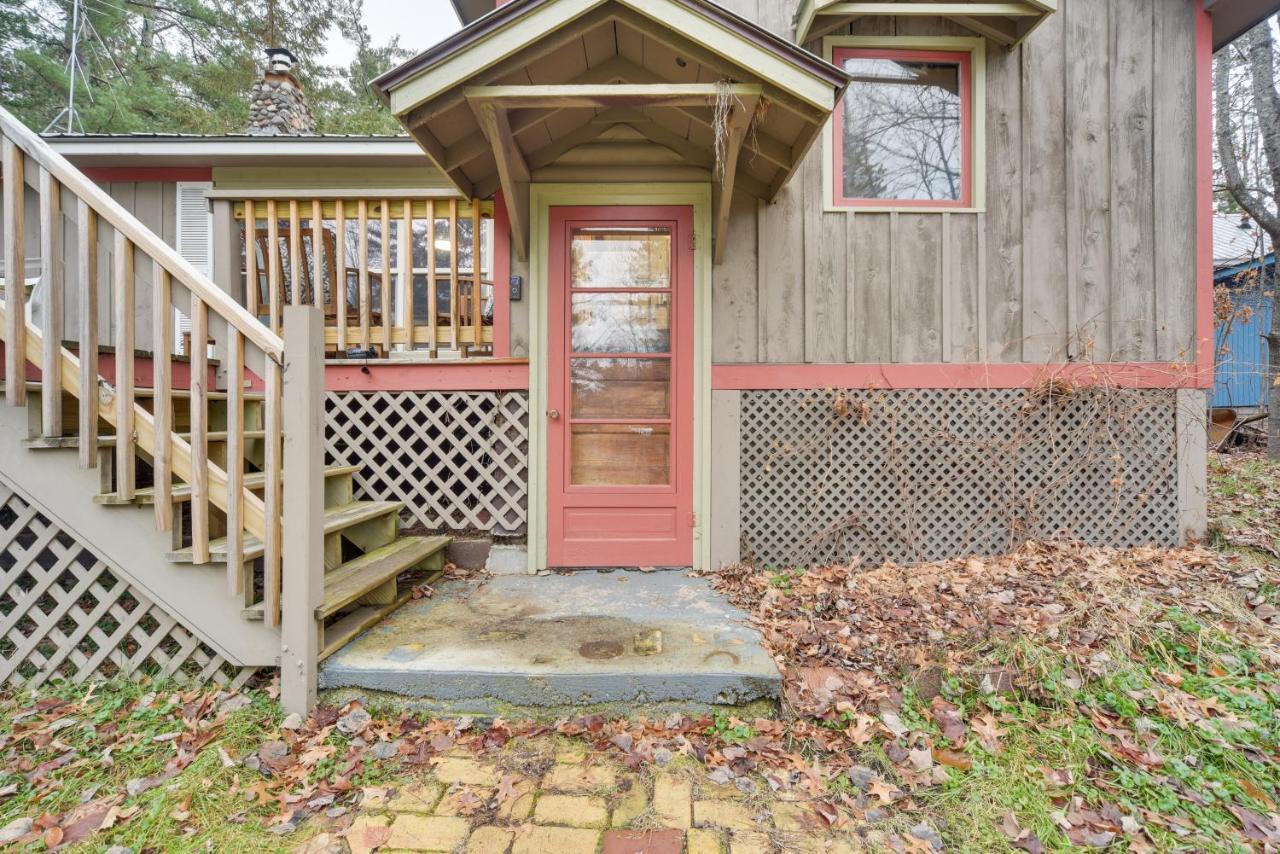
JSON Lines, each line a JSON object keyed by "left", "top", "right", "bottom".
{"left": 189, "top": 295, "right": 208, "bottom": 563}
{"left": 0, "top": 105, "right": 284, "bottom": 595}
{"left": 39, "top": 169, "right": 63, "bottom": 436}
{"left": 335, "top": 199, "right": 347, "bottom": 354}
{"left": 3, "top": 137, "right": 26, "bottom": 406}
{"left": 427, "top": 199, "right": 437, "bottom": 357}
{"left": 358, "top": 199, "right": 370, "bottom": 350}
{"left": 401, "top": 199, "right": 413, "bottom": 353}
{"left": 263, "top": 358, "right": 283, "bottom": 628}
{"left": 449, "top": 199, "right": 459, "bottom": 352}
{"left": 244, "top": 201, "right": 257, "bottom": 320}
{"left": 311, "top": 199, "right": 322, "bottom": 309}
{"left": 112, "top": 231, "right": 135, "bottom": 499}
{"left": 471, "top": 200, "right": 483, "bottom": 356}
{"left": 77, "top": 201, "right": 97, "bottom": 468}
{"left": 151, "top": 260, "right": 172, "bottom": 530}
{"left": 380, "top": 199, "right": 391, "bottom": 353}
{"left": 289, "top": 199, "right": 301, "bottom": 306}
{"left": 267, "top": 199, "right": 281, "bottom": 334}
{"left": 225, "top": 330, "right": 244, "bottom": 596}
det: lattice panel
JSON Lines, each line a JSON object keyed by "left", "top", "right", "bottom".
{"left": 740, "top": 388, "right": 1181, "bottom": 567}
{"left": 324, "top": 391, "right": 529, "bottom": 533}
{"left": 0, "top": 486, "right": 256, "bottom": 689}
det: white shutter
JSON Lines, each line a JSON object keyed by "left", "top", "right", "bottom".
{"left": 173, "top": 182, "right": 213, "bottom": 354}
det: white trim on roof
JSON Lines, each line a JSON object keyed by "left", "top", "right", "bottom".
{"left": 44, "top": 137, "right": 425, "bottom": 159}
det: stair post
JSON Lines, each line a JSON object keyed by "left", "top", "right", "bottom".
{"left": 280, "top": 304, "right": 325, "bottom": 715}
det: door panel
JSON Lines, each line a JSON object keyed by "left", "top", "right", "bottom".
{"left": 547, "top": 206, "right": 694, "bottom": 567}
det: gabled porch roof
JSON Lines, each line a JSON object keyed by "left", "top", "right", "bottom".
{"left": 371, "top": 0, "right": 849, "bottom": 261}
{"left": 794, "top": 0, "right": 1058, "bottom": 47}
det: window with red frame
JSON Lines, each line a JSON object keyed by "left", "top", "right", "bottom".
{"left": 832, "top": 47, "right": 972, "bottom": 208}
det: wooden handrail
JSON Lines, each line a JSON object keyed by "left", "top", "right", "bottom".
{"left": 1, "top": 109, "right": 287, "bottom": 630}
{"left": 0, "top": 105, "right": 284, "bottom": 362}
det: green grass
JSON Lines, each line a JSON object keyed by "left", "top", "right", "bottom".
{"left": 0, "top": 681, "right": 309, "bottom": 853}
{"left": 906, "top": 608, "right": 1280, "bottom": 852}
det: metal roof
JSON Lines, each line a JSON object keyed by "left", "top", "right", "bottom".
{"left": 1215, "top": 213, "right": 1274, "bottom": 269}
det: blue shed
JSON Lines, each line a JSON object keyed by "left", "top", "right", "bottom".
{"left": 1213, "top": 214, "right": 1274, "bottom": 410}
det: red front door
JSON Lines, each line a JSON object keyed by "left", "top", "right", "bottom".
{"left": 546, "top": 206, "right": 695, "bottom": 568}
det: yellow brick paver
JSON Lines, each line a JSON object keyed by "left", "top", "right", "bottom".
{"left": 346, "top": 814, "right": 392, "bottom": 854}
{"left": 652, "top": 774, "right": 693, "bottom": 828}
{"left": 687, "top": 827, "right": 725, "bottom": 854}
{"left": 729, "top": 830, "right": 772, "bottom": 854}
{"left": 386, "top": 782, "right": 444, "bottom": 814}
{"left": 542, "top": 763, "right": 616, "bottom": 792}
{"left": 466, "top": 826, "right": 515, "bottom": 854}
{"left": 432, "top": 757, "right": 499, "bottom": 786}
{"left": 533, "top": 793, "right": 608, "bottom": 828}
{"left": 770, "top": 801, "right": 812, "bottom": 831}
{"left": 609, "top": 781, "right": 649, "bottom": 827}
{"left": 510, "top": 824, "right": 600, "bottom": 854}
{"left": 496, "top": 778, "right": 537, "bottom": 821}
{"left": 434, "top": 785, "right": 494, "bottom": 816}
{"left": 386, "top": 814, "right": 471, "bottom": 851}
{"left": 694, "top": 800, "right": 758, "bottom": 830}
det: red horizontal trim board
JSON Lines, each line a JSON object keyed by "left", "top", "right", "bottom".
{"left": 711, "top": 362, "right": 1210, "bottom": 391}
{"left": 0, "top": 344, "right": 209, "bottom": 389}
{"left": 324, "top": 360, "right": 530, "bottom": 391}
{"left": 81, "top": 167, "right": 213, "bottom": 183}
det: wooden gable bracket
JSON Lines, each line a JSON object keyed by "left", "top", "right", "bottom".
{"left": 464, "top": 83, "right": 765, "bottom": 259}
{"left": 468, "top": 98, "right": 531, "bottom": 262}
{"left": 795, "top": 0, "right": 1057, "bottom": 47}
{"left": 713, "top": 93, "right": 757, "bottom": 265}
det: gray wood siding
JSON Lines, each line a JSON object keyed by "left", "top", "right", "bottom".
{"left": 711, "top": 0, "right": 1199, "bottom": 366}
{"left": 0, "top": 170, "right": 176, "bottom": 353}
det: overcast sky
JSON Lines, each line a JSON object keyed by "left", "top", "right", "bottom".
{"left": 324, "top": 0, "right": 463, "bottom": 67}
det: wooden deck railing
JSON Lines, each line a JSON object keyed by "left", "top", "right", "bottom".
{"left": 0, "top": 107, "right": 319, "bottom": 707}
{"left": 237, "top": 197, "right": 494, "bottom": 358}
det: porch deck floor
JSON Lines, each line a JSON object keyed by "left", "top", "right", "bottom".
{"left": 318, "top": 570, "right": 780, "bottom": 716}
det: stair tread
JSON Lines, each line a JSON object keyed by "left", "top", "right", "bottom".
{"left": 318, "top": 535, "right": 451, "bottom": 619}
{"left": 166, "top": 500, "right": 403, "bottom": 564}
{"left": 319, "top": 594, "right": 415, "bottom": 661}
{"left": 94, "top": 464, "right": 359, "bottom": 505}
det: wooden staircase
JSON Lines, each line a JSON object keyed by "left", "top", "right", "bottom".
{"left": 16, "top": 379, "right": 449, "bottom": 661}
{"left": 0, "top": 104, "right": 445, "bottom": 710}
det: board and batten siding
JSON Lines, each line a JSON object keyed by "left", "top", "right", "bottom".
{"left": 0, "top": 168, "right": 179, "bottom": 353}
{"left": 711, "top": 0, "right": 1200, "bottom": 367}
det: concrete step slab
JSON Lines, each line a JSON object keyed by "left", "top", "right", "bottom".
{"left": 318, "top": 569, "right": 781, "bottom": 719}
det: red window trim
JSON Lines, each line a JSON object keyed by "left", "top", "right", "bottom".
{"left": 831, "top": 47, "right": 973, "bottom": 210}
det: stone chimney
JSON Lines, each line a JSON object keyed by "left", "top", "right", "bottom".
{"left": 247, "top": 47, "right": 316, "bottom": 136}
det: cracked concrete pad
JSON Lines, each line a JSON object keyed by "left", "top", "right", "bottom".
{"left": 319, "top": 570, "right": 780, "bottom": 713}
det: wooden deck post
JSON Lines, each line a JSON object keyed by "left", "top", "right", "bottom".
{"left": 280, "top": 303, "right": 325, "bottom": 715}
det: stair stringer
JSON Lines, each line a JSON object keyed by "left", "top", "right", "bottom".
{"left": 0, "top": 402, "right": 279, "bottom": 668}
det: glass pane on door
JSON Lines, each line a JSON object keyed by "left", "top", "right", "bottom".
{"left": 571, "top": 228, "right": 671, "bottom": 288}
{"left": 571, "top": 423, "right": 671, "bottom": 485}
{"left": 571, "top": 358, "right": 671, "bottom": 419}
{"left": 567, "top": 225, "right": 674, "bottom": 487}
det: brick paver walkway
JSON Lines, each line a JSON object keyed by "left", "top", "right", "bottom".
{"left": 340, "top": 741, "right": 868, "bottom": 853}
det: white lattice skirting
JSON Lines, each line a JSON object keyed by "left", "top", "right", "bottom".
{"left": 0, "top": 485, "right": 256, "bottom": 689}
{"left": 740, "top": 388, "right": 1183, "bottom": 567}
{"left": 324, "top": 391, "right": 529, "bottom": 533}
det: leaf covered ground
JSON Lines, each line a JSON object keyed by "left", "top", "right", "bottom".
{"left": 1, "top": 452, "right": 1279, "bottom": 852}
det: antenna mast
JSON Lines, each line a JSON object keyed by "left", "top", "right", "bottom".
{"left": 45, "top": 0, "right": 90, "bottom": 134}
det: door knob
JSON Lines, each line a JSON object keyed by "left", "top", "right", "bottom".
{"left": 547, "top": 409, "right": 560, "bottom": 420}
